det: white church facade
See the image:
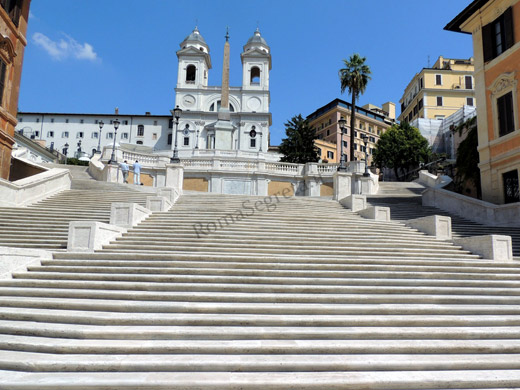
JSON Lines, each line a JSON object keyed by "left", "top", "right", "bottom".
{"left": 15, "top": 27, "right": 275, "bottom": 160}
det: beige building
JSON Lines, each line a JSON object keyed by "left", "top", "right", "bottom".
{"left": 307, "top": 98, "right": 395, "bottom": 165}
{"left": 446, "top": 0, "right": 520, "bottom": 204}
{"left": 314, "top": 139, "right": 338, "bottom": 163}
{"left": 399, "top": 56, "right": 476, "bottom": 123}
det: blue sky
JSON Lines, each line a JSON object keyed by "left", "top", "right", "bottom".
{"left": 20, "top": 0, "right": 473, "bottom": 145}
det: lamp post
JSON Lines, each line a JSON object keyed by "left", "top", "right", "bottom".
{"left": 109, "top": 119, "right": 120, "bottom": 165}
{"left": 62, "top": 143, "right": 69, "bottom": 164}
{"left": 361, "top": 134, "right": 370, "bottom": 177}
{"left": 337, "top": 118, "right": 348, "bottom": 171}
{"left": 170, "top": 105, "right": 182, "bottom": 163}
{"left": 96, "top": 120, "right": 104, "bottom": 153}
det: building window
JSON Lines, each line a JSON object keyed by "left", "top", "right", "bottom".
{"left": 354, "top": 144, "right": 357, "bottom": 150}
{"left": 184, "top": 137, "right": 189, "bottom": 146}
{"left": 343, "top": 140, "right": 348, "bottom": 148}
{"left": 77, "top": 132, "right": 84, "bottom": 138}
{"left": 354, "top": 131, "right": 358, "bottom": 137}
{"left": 186, "top": 65, "right": 196, "bottom": 83}
{"left": 436, "top": 96, "right": 443, "bottom": 106}
{"left": 167, "top": 134, "right": 172, "bottom": 145}
{"left": 65, "top": 119, "right": 69, "bottom": 123}
{"left": 483, "top": 7, "right": 514, "bottom": 62}
{"left": 153, "top": 120, "right": 158, "bottom": 126}
{"left": 34, "top": 131, "right": 39, "bottom": 137}
{"left": 136, "top": 141, "right": 143, "bottom": 145}
{"left": 420, "top": 77, "right": 423, "bottom": 89}
{"left": 50, "top": 118, "right": 54, "bottom": 123}
{"left": 250, "top": 66, "right": 260, "bottom": 84}
{"left": 413, "top": 105, "right": 418, "bottom": 115}
{"left": 317, "top": 147, "right": 322, "bottom": 156}
{"left": 503, "top": 169, "right": 519, "bottom": 204}
{"left": 36, "top": 118, "right": 40, "bottom": 123}
{"left": 47, "top": 131, "right": 54, "bottom": 138}
{"left": 467, "top": 97, "right": 474, "bottom": 106}
{"left": 1, "top": 0, "right": 22, "bottom": 26}
{"left": 250, "top": 138, "right": 256, "bottom": 148}
{"left": 62, "top": 131, "right": 69, "bottom": 138}
{"left": 497, "top": 91, "right": 514, "bottom": 137}
{"left": 369, "top": 136, "right": 375, "bottom": 143}
{"left": 80, "top": 119, "right": 84, "bottom": 124}
{"left": 123, "top": 120, "right": 129, "bottom": 125}
{"left": 92, "top": 132, "right": 98, "bottom": 139}
{"left": 418, "top": 98, "right": 424, "bottom": 110}
{"left": 408, "top": 112, "right": 413, "bottom": 122}
{"left": 326, "top": 129, "right": 330, "bottom": 136}
{"left": 327, "top": 151, "right": 334, "bottom": 159}
{"left": 435, "top": 74, "right": 442, "bottom": 85}
{"left": 465, "top": 76, "right": 473, "bottom": 90}
{"left": 152, "top": 133, "right": 157, "bottom": 140}
{"left": 121, "top": 133, "right": 128, "bottom": 140}
{"left": 137, "top": 125, "right": 144, "bottom": 137}
{"left": 95, "top": 119, "right": 98, "bottom": 124}
{"left": 107, "top": 132, "right": 113, "bottom": 139}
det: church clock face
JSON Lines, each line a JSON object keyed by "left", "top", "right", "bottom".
{"left": 183, "top": 94, "right": 195, "bottom": 107}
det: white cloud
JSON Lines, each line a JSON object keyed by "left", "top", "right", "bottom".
{"left": 32, "top": 32, "right": 99, "bottom": 62}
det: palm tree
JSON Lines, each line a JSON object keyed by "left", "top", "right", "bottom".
{"left": 339, "top": 54, "right": 371, "bottom": 162}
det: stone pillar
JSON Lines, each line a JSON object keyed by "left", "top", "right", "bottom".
{"left": 110, "top": 203, "right": 151, "bottom": 229}
{"left": 165, "top": 163, "right": 184, "bottom": 193}
{"left": 333, "top": 171, "right": 352, "bottom": 200}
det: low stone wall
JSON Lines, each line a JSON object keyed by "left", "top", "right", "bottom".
{"left": 423, "top": 187, "right": 520, "bottom": 227}
{"left": 0, "top": 247, "right": 53, "bottom": 279}
{"left": 418, "top": 170, "right": 452, "bottom": 188}
{"left": 0, "top": 167, "right": 71, "bottom": 207}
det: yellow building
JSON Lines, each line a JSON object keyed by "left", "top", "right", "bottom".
{"left": 446, "top": 0, "right": 520, "bottom": 204}
{"left": 307, "top": 99, "right": 395, "bottom": 165}
{"left": 399, "top": 56, "right": 476, "bottom": 123}
{"left": 314, "top": 139, "right": 338, "bottom": 163}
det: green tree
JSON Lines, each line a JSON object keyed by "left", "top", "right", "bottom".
{"left": 279, "top": 114, "right": 319, "bottom": 164}
{"left": 373, "top": 122, "right": 431, "bottom": 180}
{"left": 339, "top": 53, "right": 372, "bottom": 162}
{"left": 454, "top": 116, "right": 481, "bottom": 198}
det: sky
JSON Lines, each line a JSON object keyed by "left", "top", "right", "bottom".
{"left": 19, "top": 0, "right": 474, "bottom": 145}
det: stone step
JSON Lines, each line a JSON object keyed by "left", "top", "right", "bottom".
{"left": 1, "top": 306, "right": 519, "bottom": 326}
{"left": 2, "top": 295, "right": 520, "bottom": 316}
{"left": 5, "top": 276, "right": 520, "bottom": 296}
{"left": 2, "top": 350, "right": 520, "bottom": 373}
{"left": 38, "top": 259, "right": 520, "bottom": 275}
{"left": 17, "top": 271, "right": 520, "bottom": 288}
{"left": 3, "top": 370, "right": 520, "bottom": 390}
{"left": 3, "top": 286, "right": 520, "bottom": 306}
{"left": 2, "top": 334, "right": 520, "bottom": 354}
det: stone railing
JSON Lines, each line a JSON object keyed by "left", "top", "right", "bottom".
{"left": 317, "top": 163, "right": 339, "bottom": 173}
{"left": 0, "top": 167, "right": 71, "bottom": 207}
{"left": 423, "top": 187, "right": 520, "bottom": 227}
{"left": 265, "top": 162, "right": 304, "bottom": 175}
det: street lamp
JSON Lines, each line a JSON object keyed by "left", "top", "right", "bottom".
{"left": 361, "top": 134, "right": 370, "bottom": 177}
{"left": 96, "top": 120, "right": 104, "bottom": 153}
{"left": 337, "top": 118, "right": 348, "bottom": 171}
{"left": 170, "top": 105, "right": 182, "bottom": 163}
{"left": 109, "top": 119, "right": 120, "bottom": 165}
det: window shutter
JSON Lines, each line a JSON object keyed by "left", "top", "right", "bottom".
{"left": 503, "top": 7, "right": 514, "bottom": 51}
{"left": 482, "top": 22, "right": 494, "bottom": 62}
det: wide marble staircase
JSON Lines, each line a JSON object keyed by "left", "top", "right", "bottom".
{"left": 1, "top": 192, "right": 520, "bottom": 388}
{"left": 368, "top": 182, "right": 520, "bottom": 258}
{"left": 0, "top": 186, "right": 150, "bottom": 250}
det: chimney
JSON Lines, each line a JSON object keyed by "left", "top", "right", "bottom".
{"left": 382, "top": 102, "right": 396, "bottom": 120}
{"left": 115, "top": 107, "right": 119, "bottom": 115}
{"left": 145, "top": 112, "right": 151, "bottom": 116}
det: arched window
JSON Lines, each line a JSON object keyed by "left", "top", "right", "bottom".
{"left": 137, "top": 125, "right": 144, "bottom": 137}
{"left": 136, "top": 141, "right": 143, "bottom": 145}
{"left": 209, "top": 100, "right": 235, "bottom": 112}
{"left": 186, "top": 65, "right": 196, "bottom": 83}
{"left": 250, "top": 67, "right": 260, "bottom": 84}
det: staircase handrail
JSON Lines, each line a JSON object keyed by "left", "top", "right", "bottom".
{"left": 0, "top": 167, "right": 71, "bottom": 207}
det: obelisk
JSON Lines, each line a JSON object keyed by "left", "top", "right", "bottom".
{"left": 214, "top": 27, "right": 234, "bottom": 150}
{"left": 219, "top": 28, "right": 230, "bottom": 117}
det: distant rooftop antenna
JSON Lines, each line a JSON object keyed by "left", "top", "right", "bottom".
{"left": 427, "top": 55, "right": 430, "bottom": 68}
